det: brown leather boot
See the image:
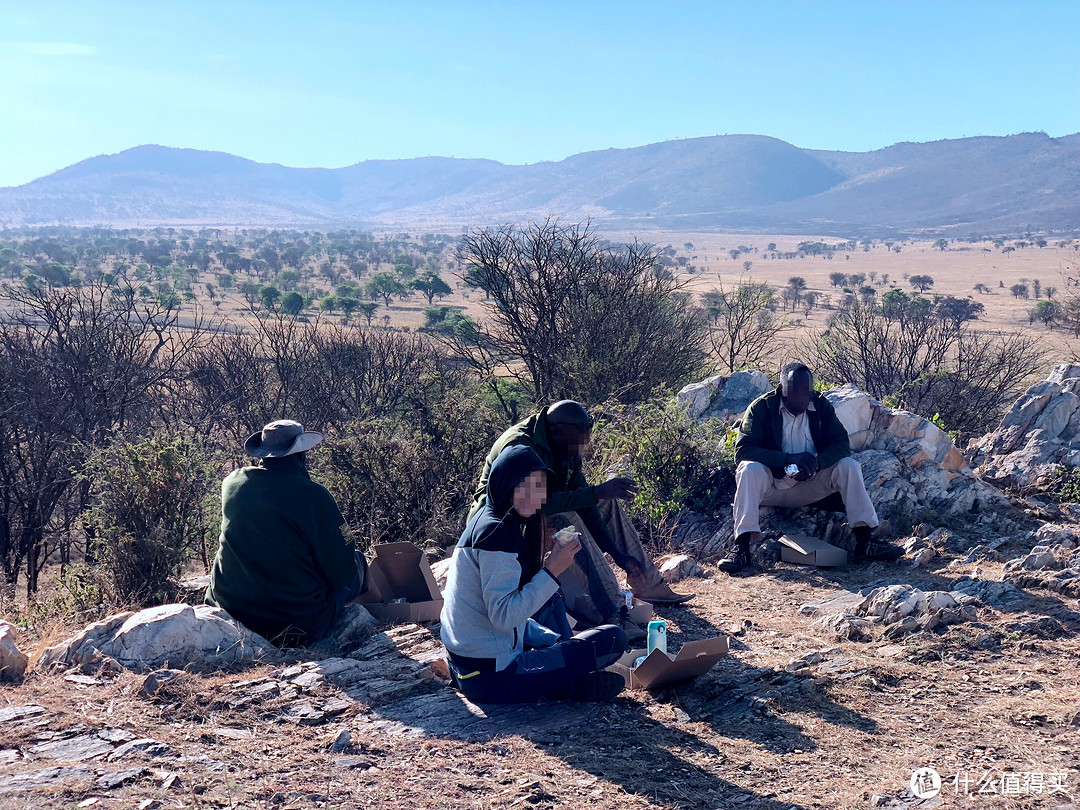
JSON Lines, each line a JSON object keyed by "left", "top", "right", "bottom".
{"left": 632, "top": 581, "right": 694, "bottom": 605}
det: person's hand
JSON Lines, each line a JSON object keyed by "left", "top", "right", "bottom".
{"left": 785, "top": 452, "right": 819, "bottom": 481}
{"left": 595, "top": 477, "right": 640, "bottom": 501}
{"left": 543, "top": 534, "right": 581, "bottom": 577}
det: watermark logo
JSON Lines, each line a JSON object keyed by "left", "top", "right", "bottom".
{"left": 911, "top": 766, "right": 1070, "bottom": 797}
{"left": 910, "top": 767, "right": 942, "bottom": 799}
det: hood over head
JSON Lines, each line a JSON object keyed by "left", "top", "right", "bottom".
{"left": 486, "top": 444, "right": 553, "bottom": 518}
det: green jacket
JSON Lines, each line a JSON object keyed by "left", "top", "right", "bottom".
{"left": 205, "top": 455, "right": 355, "bottom": 645}
{"left": 469, "top": 407, "right": 599, "bottom": 522}
{"left": 734, "top": 386, "right": 851, "bottom": 478}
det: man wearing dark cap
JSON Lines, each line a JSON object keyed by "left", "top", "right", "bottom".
{"left": 471, "top": 401, "right": 693, "bottom": 632}
{"left": 720, "top": 363, "right": 903, "bottom": 574}
{"left": 205, "top": 420, "right": 367, "bottom": 646}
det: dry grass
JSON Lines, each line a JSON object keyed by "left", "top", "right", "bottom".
{"left": 2, "top": 556, "right": 1078, "bottom": 809}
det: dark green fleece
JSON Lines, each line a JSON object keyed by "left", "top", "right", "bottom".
{"left": 205, "top": 455, "right": 354, "bottom": 644}
{"left": 470, "top": 408, "right": 599, "bottom": 522}
{"left": 734, "top": 386, "right": 851, "bottom": 478}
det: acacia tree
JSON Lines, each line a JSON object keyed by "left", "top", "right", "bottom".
{"left": 365, "top": 271, "right": 406, "bottom": 307}
{"left": 410, "top": 270, "right": 452, "bottom": 304}
{"left": 448, "top": 220, "right": 708, "bottom": 411}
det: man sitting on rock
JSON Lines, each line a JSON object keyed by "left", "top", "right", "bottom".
{"left": 205, "top": 420, "right": 367, "bottom": 646}
{"left": 471, "top": 401, "right": 692, "bottom": 636}
{"left": 719, "top": 363, "right": 903, "bottom": 574}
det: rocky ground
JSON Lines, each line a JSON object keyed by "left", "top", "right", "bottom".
{"left": 2, "top": 536, "right": 1079, "bottom": 810}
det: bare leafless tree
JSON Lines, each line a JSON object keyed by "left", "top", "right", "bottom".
{"left": 804, "top": 294, "right": 1044, "bottom": 440}
{"left": 702, "top": 278, "right": 793, "bottom": 374}
{"left": 0, "top": 282, "right": 209, "bottom": 594}
{"left": 182, "top": 311, "right": 455, "bottom": 447}
{"left": 452, "top": 219, "right": 708, "bottom": 408}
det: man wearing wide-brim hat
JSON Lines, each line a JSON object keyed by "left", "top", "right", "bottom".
{"left": 205, "top": 419, "right": 367, "bottom": 646}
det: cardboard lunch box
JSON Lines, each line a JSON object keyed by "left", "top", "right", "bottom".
{"left": 627, "top": 596, "right": 654, "bottom": 624}
{"left": 566, "top": 596, "right": 653, "bottom": 631}
{"left": 779, "top": 533, "right": 848, "bottom": 568}
{"left": 608, "top": 635, "right": 729, "bottom": 690}
{"left": 357, "top": 541, "right": 444, "bottom": 622}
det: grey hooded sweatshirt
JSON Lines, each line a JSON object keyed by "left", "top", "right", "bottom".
{"left": 440, "top": 445, "right": 560, "bottom": 671}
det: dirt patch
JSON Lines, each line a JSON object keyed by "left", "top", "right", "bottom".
{"left": 2, "top": 556, "right": 1079, "bottom": 810}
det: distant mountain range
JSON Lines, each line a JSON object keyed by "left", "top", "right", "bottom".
{"left": 1, "top": 132, "right": 1078, "bottom": 236}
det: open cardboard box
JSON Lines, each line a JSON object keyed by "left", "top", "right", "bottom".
{"left": 627, "top": 595, "right": 654, "bottom": 624}
{"left": 357, "top": 541, "right": 444, "bottom": 622}
{"left": 567, "top": 595, "right": 653, "bottom": 631}
{"left": 608, "top": 635, "right": 729, "bottom": 690}
{"left": 780, "top": 533, "right": 848, "bottom": 568}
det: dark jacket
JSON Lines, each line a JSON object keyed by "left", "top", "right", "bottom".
{"left": 469, "top": 407, "right": 628, "bottom": 567}
{"left": 734, "top": 386, "right": 851, "bottom": 478}
{"left": 205, "top": 454, "right": 355, "bottom": 645}
{"left": 441, "top": 445, "right": 561, "bottom": 671}
{"left": 470, "top": 407, "right": 597, "bottom": 521}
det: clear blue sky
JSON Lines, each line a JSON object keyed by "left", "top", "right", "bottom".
{"left": 1, "top": 0, "right": 1077, "bottom": 187}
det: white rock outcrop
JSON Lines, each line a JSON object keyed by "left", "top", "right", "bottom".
{"left": 0, "top": 620, "right": 29, "bottom": 681}
{"left": 677, "top": 371, "right": 772, "bottom": 422}
{"left": 657, "top": 554, "right": 704, "bottom": 583}
{"left": 968, "top": 364, "right": 1080, "bottom": 487}
{"left": 39, "top": 603, "right": 282, "bottom": 673}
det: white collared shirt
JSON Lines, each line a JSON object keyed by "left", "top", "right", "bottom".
{"left": 780, "top": 401, "right": 817, "bottom": 456}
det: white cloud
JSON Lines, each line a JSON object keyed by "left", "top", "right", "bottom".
{"left": 18, "top": 42, "right": 97, "bottom": 57}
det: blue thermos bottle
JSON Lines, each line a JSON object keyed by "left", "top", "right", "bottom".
{"left": 646, "top": 619, "right": 667, "bottom": 655}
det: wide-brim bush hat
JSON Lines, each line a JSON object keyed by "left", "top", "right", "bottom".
{"left": 244, "top": 419, "right": 323, "bottom": 458}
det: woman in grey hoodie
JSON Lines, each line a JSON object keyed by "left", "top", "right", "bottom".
{"left": 440, "top": 444, "right": 627, "bottom": 703}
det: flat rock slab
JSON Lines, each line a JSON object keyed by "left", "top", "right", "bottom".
{"left": 107, "top": 738, "right": 173, "bottom": 761}
{"left": 29, "top": 730, "right": 133, "bottom": 762}
{"left": 356, "top": 689, "right": 611, "bottom": 742}
{"left": 0, "top": 766, "right": 95, "bottom": 795}
{"left": 96, "top": 767, "right": 149, "bottom": 790}
{"left": 0, "top": 705, "right": 47, "bottom": 723}
{"left": 798, "top": 591, "right": 863, "bottom": 617}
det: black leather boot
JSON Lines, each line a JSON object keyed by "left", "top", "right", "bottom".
{"left": 852, "top": 525, "right": 904, "bottom": 563}
{"left": 718, "top": 532, "right": 758, "bottom": 574}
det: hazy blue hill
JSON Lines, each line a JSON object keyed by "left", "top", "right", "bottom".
{"left": 1, "top": 133, "right": 1077, "bottom": 235}
{"left": 789, "top": 132, "right": 1080, "bottom": 234}
{"left": 336, "top": 157, "right": 507, "bottom": 215}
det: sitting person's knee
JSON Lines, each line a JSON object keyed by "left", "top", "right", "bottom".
{"left": 835, "top": 457, "right": 861, "bottom": 473}
{"left": 736, "top": 460, "right": 770, "bottom": 479}
{"left": 603, "top": 623, "right": 628, "bottom": 653}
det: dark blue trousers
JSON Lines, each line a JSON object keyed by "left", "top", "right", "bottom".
{"left": 447, "top": 624, "right": 627, "bottom": 704}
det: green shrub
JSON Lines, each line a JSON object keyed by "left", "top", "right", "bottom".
{"left": 316, "top": 397, "right": 503, "bottom": 555}
{"left": 1048, "top": 466, "right": 1080, "bottom": 503}
{"left": 587, "top": 393, "right": 729, "bottom": 544}
{"left": 79, "top": 433, "right": 223, "bottom": 606}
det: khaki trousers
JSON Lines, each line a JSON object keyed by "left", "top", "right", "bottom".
{"left": 733, "top": 458, "right": 879, "bottom": 537}
{"left": 553, "top": 499, "right": 663, "bottom": 626}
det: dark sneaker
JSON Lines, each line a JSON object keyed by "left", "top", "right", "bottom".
{"left": 853, "top": 538, "right": 905, "bottom": 563}
{"left": 567, "top": 670, "right": 625, "bottom": 702}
